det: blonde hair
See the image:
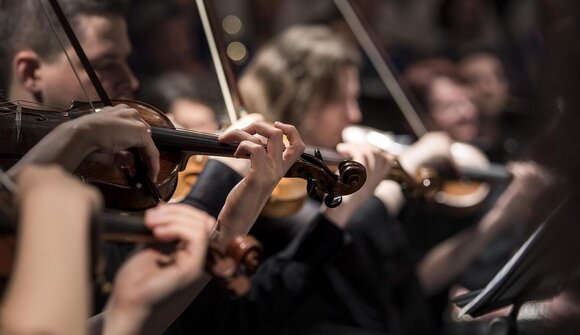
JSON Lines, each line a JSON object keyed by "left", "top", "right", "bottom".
{"left": 240, "top": 25, "right": 360, "bottom": 134}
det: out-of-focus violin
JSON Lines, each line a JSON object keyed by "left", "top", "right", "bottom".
{"left": 0, "top": 173, "right": 262, "bottom": 296}
{"left": 343, "top": 125, "right": 512, "bottom": 215}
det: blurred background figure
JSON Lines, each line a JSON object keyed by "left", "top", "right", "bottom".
{"left": 458, "top": 50, "right": 532, "bottom": 163}
{"left": 138, "top": 72, "right": 221, "bottom": 132}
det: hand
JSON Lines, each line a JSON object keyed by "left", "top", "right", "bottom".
{"left": 104, "top": 204, "right": 215, "bottom": 334}
{"left": 210, "top": 113, "right": 266, "bottom": 176}
{"left": 70, "top": 104, "right": 160, "bottom": 182}
{"left": 497, "top": 161, "right": 555, "bottom": 219}
{"left": 215, "top": 121, "right": 305, "bottom": 243}
{"left": 7, "top": 105, "right": 159, "bottom": 181}
{"left": 399, "top": 132, "right": 453, "bottom": 176}
{"left": 336, "top": 142, "right": 393, "bottom": 197}
{"left": 479, "top": 161, "right": 555, "bottom": 236}
{"left": 323, "top": 143, "right": 393, "bottom": 228}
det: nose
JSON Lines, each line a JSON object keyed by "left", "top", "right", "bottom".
{"left": 125, "top": 65, "right": 140, "bottom": 94}
{"left": 117, "top": 64, "right": 140, "bottom": 98}
{"left": 458, "top": 99, "right": 477, "bottom": 120}
{"left": 347, "top": 100, "right": 363, "bottom": 124}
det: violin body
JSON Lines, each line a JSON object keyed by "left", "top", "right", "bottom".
{"left": 0, "top": 100, "right": 183, "bottom": 210}
{"left": 73, "top": 100, "right": 183, "bottom": 210}
{"left": 170, "top": 155, "right": 208, "bottom": 201}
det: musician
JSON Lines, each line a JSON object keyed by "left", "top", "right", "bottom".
{"left": 458, "top": 50, "right": 531, "bottom": 163}
{"left": 405, "top": 56, "right": 531, "bottom": 164}
{"left": 235, "top": 24, "right": 442, "bottom": 334}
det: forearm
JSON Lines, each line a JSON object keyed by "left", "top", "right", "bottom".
{"left": 8, "top": 123, "right": 93, "bottom": 177}
{"left": 216, "top": 180, "right": 272, "bottom": 246}
{"left": 103, "top": 274, "right": 212, "bottom": 335}
{"left": 417, "top": 201, "right": 512, "bottom": 295}
{"left": 1, "top": 190, "right": 92, "bottom": 335}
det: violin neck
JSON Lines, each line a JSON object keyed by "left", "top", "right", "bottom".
{"left": 459, "top": 164, "right": 511, "bottom": 183}
{"left": 151, "top": 127, "right": 238, "bottom": 157}
{"left": 304, "top": 146, "right": 349, "bottom": 166}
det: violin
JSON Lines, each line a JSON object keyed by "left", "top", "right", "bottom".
{"left": 0, "top": 179, "right": 262, "bottom": 296}
{"left": 0, "top": 100, "right": 367, "bottom": 211}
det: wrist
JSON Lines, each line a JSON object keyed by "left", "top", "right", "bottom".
{"left": 244, "top": 174, "right": 278, "bottom": 197}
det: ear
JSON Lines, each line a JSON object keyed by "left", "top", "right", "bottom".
{"left": 12, "top": 50, "right": 43, "bottom": 95}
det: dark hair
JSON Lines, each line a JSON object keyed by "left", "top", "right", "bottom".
{"left": 0, "top": 0, "right": 128, "bottom": 86}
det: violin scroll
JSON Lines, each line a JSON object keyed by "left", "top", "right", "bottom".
{"left": 206, "top": 235, "right": 263, "bottom": 297}
{"left": 225, "top": 235, "right": 262, "bottom": 273}
{"left": 287, "top": 149, "right": 366, "bottom": 208}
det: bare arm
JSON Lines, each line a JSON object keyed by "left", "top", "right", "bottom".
{"left": 0, "top": 166, "right": 101, "bottom": 335}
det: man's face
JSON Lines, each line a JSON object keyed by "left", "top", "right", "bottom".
{"left": 428, "top": 77, "right": 479, "bottom": 143}
{"left": 37, "top": 14, "right": 138, "bottom": 107}
{"left": 459, "top": 54, "right": 508, "bottom": 117}
{"left": 305, "top": 66, "right": 362, "bottom": 149}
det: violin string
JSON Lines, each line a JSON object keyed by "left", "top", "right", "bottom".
{"left": 38, "top": 0, "right": 97, "bottom": 113}
{"left": 0, "top": 100, "right": 68, "bottom": 113}
{"left": 21, "top": 100, "right": 69, "bottom": 112}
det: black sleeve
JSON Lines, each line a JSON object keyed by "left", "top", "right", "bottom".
{"left": 168, "top": 214, "right": 345, "bottom": 335}
{"left": 180, "top": 159, "right": 242, "bottom": 218}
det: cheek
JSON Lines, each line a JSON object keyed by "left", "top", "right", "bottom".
{"left": 432, "top": 111, "right": 454, "bottom": 130}
{"left": 321, "top": 112, "right": 347, "bottom": 146}
{"left": 94, "top": 72, "right": 118, "bottom": 93}
{"left": 41, "top": 67, "right": 86, "bottom": 105}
